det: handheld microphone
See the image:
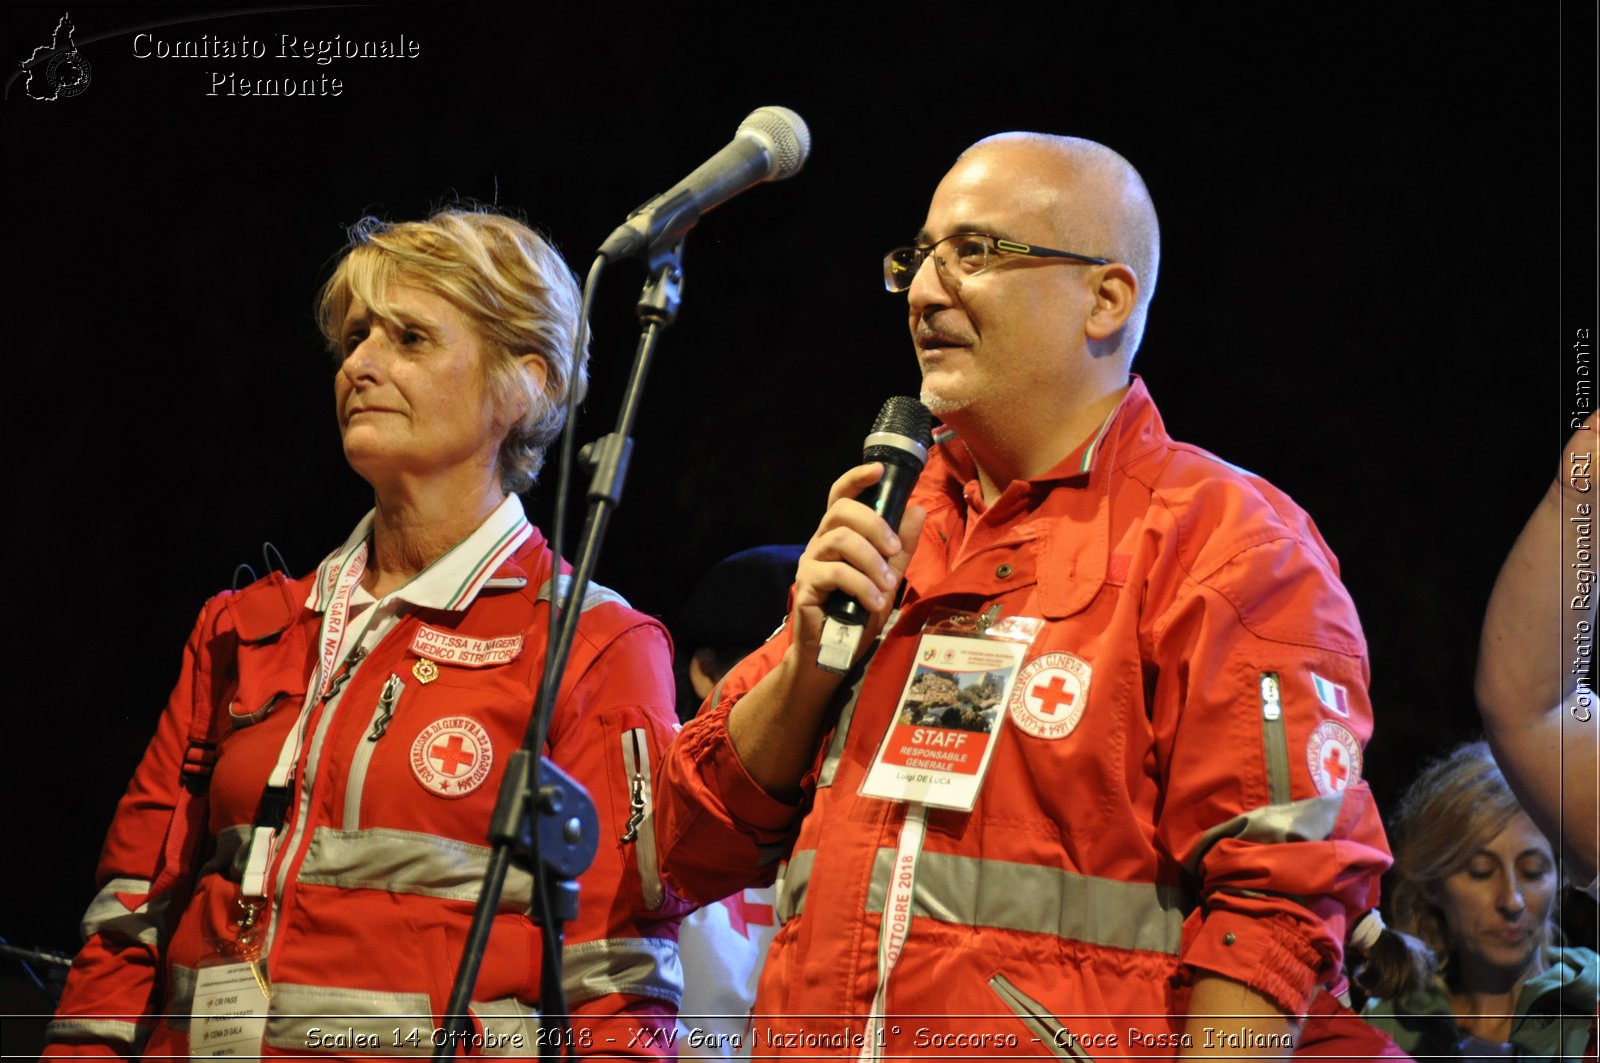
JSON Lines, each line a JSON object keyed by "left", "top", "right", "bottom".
{"left": 816, "top": 397, "right": 933, "bottom": 673}
{"left": 598, "top": 106, "right": 811, "bottom": 261}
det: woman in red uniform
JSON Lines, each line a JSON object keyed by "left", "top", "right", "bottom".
{"left": 45, "top": 210, "right": 688, "bottom": 1058}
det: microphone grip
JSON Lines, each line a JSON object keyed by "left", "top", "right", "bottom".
{"left": 822, "top": 453, "right": 922, "bottom": 626}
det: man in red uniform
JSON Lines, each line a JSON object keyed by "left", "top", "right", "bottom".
{"left": 657, "top": 134, "right": 1393, "bottom": 1059}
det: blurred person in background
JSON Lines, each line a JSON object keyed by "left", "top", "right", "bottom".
{"left": 1361, "top": 742, "right": 1596, "bottom": 1060}
{"left": 671, "top": 546, "right": 800, "bottom": 1059}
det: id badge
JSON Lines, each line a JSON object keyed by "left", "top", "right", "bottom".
{"left": 859, "top": 611, "right": 1042, "bottom": 811}
{"left": 191, "top": 960, "right": 270, "bottom": 1056}
{"left": 191, "top": 896, "right": 271, "bottom": 1056}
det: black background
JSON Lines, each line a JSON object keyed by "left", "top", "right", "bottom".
{"left": 3, "top": 1, "right": 1595, "bottom": 1046}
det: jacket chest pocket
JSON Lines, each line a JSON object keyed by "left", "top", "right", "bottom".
{"left": 226, "top": 633, "right": 310, "bottom": 729}
{"left": 342, "top": 669, "right": 530, "bottom": 833}
{"left": 208, "top": 642, "right": 309, "bottom": 833}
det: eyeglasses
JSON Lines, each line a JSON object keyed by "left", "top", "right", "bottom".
{"left": 882, "top": 233, "right": 1109, "bottom": 293}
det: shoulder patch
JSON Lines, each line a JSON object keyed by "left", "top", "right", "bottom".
{"left": 1310, "top": 672, "right": 1351, "bottom": 718}
{"left": 1306, "top": 721, "right": 1362, "bottom": 795}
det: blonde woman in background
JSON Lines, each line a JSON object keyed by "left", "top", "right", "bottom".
{"left": 1361, "top": 742, "right": 1596, "bottom": 1060}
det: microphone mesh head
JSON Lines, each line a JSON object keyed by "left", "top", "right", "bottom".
{"left": 740, "top": 106, "right": 811, "bottom": 180}
{"left": 872, "top": 396, "right": 933, "bottom": 449}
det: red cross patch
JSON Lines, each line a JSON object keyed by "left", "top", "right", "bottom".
{"left": 410, "top": 716, "right": 495, "bottom": 798}
{"left": 1007, "top": 651, "right": 1092, "bottom": 740}
{"left": 720, "top": 887, "right": 776, "bottom": 940}
{"left": 1306, "top": 721, "right": 1362, "bottom": 796}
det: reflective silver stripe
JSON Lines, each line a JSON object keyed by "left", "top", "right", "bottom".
{"left": 79, "top": 876, "right": 174, "bottom": 948}
{"left": 861, "top": 849, "right": 1188, "bottom": 955}
{"left": 344, "top": 675, "right": 404, "bottom": 831}
{"left": 84, "top": 829, "right": 249, "bottom": 956}
{"left": 264, "top": 655, "right": 352, "bottom": 958}
{"left": 782, "top": 848, "right": 1188, "bottom": 954}
{"left": 44, "top": 1018, "right": 151, "bottom": 1051}
{"left": 170, "top": 974, "right": 436, "bottom": 1051}
{"left": 295, "top": 826, "right": 537, "bottom": 908}
{"left": 817, "top": 676, "right": 864, "bottom": 790}
{"left": 818, "top": 611, "right": 894, "bottom": 788}
{"left": 775, "top": 849, "right": 815, "bottom": 925}
{"left": 200, "top": 823, "right": 253, "bottom": 881}
{"left": 263, "top": 982, "right": 433, "bottom": 1053}
{"left": 174, "top": 945, "right": 673, "bottom": 1045}
{"left": 169, "top": 964, "right": 195, "bottom": 1030}
{"left": 988, "top": 974, "right": 1084, "bottom": 1060}
{"left": 536, "top": 575, "right": 630, "bottom": 612}
{"left": 470, "top": 997, "right": 541, "bottom": 1056}
{"left": 563, "top": 936, "right": 683, "bottom": 1007}
{"left": 171, "top": 967, "right": 536, "bottom": 1048}
{"left": 1189, "top": 793, "right": 1346, "bottom": 876}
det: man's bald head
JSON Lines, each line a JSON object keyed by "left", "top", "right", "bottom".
{"left": 959, "top": 133, "right": 1161, "bottom": 359}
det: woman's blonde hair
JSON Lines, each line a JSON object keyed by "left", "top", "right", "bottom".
{"left": 1362, "top": 741, "right": 1556, "bottom": 997}
{"left": 318, "top": 208, "right": 589, "bottom": 492}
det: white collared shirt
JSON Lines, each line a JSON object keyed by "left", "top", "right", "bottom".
{"left": 305, "top": 493, "right": 534, "bottom": 681}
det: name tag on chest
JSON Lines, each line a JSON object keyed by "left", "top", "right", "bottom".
{"left": 860, "top": 614, "right": 1040, "bottom": 811}
{"left": 192, "top": 962, "right": 269, "bottom": 1056}
{"left": 409, "top": 624, "right": 524, "bottom": 667}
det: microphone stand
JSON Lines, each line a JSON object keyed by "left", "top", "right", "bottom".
{"left": 435, "top": 240, "right": 686, "bottom": 1062}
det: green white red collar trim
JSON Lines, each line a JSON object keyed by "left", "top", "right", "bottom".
{"left": 307, "top": 494, "right": 532, "bottom": 614}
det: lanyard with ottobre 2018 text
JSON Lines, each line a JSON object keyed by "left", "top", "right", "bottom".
{"left": 856, "top": 609, "right": 1042, "bottom": 1061}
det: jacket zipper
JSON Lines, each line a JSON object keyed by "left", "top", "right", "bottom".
{"left": 619, "top": 728, "right": 663, "bottom": 909}
{"left": 367, "top": 674, "right": 403, "bottom": 740}
{"left": 1259, "top": 671, "right": 1290, "bottom": 805}
{"left": 343, "top": 674, "right": 404, "bottom": 830}
{"left": 260, "top": 640, "right": 373, "bottom": 961}
{"left": 988, "top": 973, "right": 1092, "bottom": 1060}
{"left": 322, "top": 647, "right": 366, "bottom": 703}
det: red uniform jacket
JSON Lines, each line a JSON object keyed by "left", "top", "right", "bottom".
{"left": 659, "top": 379, "right": 1393, "bottom": 1057}
{"left": 48, "top": 526, "right": 689, "bottom": 1058}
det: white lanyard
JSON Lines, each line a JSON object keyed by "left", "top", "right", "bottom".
{"left": 311, "top": 541, "right": 370, "bottom": 703}
{"left": 239, "top": 541, "right": 369, "bottom": 901}
{"left": 859, "top": 802, "right": 927, "bottom": 1061}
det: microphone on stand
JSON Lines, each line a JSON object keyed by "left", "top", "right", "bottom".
{"left": 598, "top": 106, "right": 811, "bottom": 261}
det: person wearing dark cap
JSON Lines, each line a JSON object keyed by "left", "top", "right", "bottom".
{"left": 674, "top": 545, "right": 805, "bottom": 723}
